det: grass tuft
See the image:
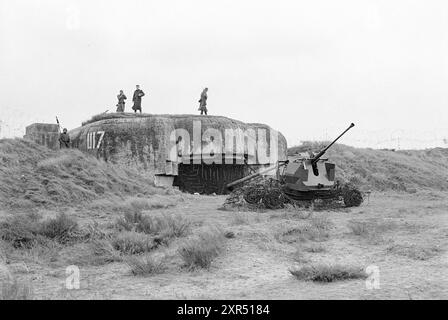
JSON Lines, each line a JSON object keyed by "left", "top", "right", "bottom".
{"left": 39, "top": 213, "right": 80, "bottom": 243}
{"left": 87, "top": 239, "right": 122, "bottom": 265}
{"left": 111, "top": 231, "right": 158, "bottom": 254}
{"left": 115, "top": 212, "right": 190, "bottom": 239}
{"left": 178, "top": 228, "right": 226, "bottom": 269}
{"left": 0, "top": 213, "right": 43, "bottom": 248}
{"left": 289, "top": 264, "right": 367, "bottom": 282}
{"left": 125, "top": 255, "right": 166, "bottom": 276}
{"left": 0, "top": 213, "right": 82, "bottom": 248}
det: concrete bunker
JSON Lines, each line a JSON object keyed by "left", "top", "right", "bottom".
{"left": 26, "top": 113, "right": 288, "bottom": 194}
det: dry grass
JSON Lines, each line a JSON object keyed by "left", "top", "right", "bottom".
{"left": 0, "top": 213, "right": 44, "bottom": 248}
{"left": 292, "top": 243, "right": 326, "bottom": 264}
{"left": 124, "top": 196, "right": 178, "bottom": 211}
{"left": 276, "top": 220, "right": 330, "bottom": 243}
{"left": 92, "top": 195, "right": 180, "bottom": 213}
{"left": 289, "top": 264, "right": 367, "bottom": 282}
{"left": 0, "top": 139, "right": 159, "bottom": 208}
{"left": 292, "top": 247, "right": 310, "bottom": 264}
{"left": 77, "top": 239, "right": 123, "bottom": 266}
{"left": 387, "top": 243, "right": 443, "bottom": 261}
{"left": 0, "top": 212, "right": 82, "bottom": 248}
{"left": 178, "top": 228, "right": 227, "bottom": 269}
{"left": 230, "top": 213, "right": 250, "bottom": 225}
{"left": 347, "top": 220, "right": 370, "bottom": 236}
{"left": 39, "top": 213, "right": 81, "bottom": 244}
{"left": 0, "top": 279, "right": 33, "bottom": 300}
{"left": 19, "top": 242, "right": 60, "bottom": 264}
{"left": 125, "top": 255, "right": 166, "bottom": 276}
{"left": 347, "top": 219, "right": 397, "bottom": 244}
{"left": 115, "top": 212, "right": 190, "bottom": 239}
{"left": 310, "top": 215, "right": 333, "bottom": 231}
{"left": 303, "top": 243, "right": 326, "bottom": 253}
{"left": 111, "top": 231, "right": 159, "bottom": 254}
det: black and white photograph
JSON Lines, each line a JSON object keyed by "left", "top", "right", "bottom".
{"left": 0, "top": 0, "right": 447, "bottom": 306}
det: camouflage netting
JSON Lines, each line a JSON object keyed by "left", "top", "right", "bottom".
{"left": 222, "top": 178, "right": 293, "bottom": 210}
{"left": 222, "top": 178, "right": 364, "bottom": 211}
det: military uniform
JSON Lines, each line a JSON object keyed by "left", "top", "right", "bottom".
{"left": 116, "top": 93, "right": 127, "bottom": 112}
{"left": 59, "top": 132, "right": 70, "bottom": 148}
{"left": 198, "top": 90, "right": 208, "bottom": 115}
{"left": 132, "top": 89, "right": 145, "bottom": 113}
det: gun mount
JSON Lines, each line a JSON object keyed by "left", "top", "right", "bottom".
{"left": 311, "top": 122, "right": 355, "bottom": 165}
{"left": 224, "top": 122, "right": 363, "bottom": 207}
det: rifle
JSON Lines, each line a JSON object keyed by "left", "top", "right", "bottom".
{"left": 56, "top": 116, "right": 62, "bottom": 133}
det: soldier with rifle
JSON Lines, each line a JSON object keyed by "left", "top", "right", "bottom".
{"left": 116, "top": 90, "right": 127, "bottom": 112}
{"left": 59, "top": 128, "right": 71, "bottom": 148}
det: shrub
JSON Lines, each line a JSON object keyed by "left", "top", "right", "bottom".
{"left": 125, "top": 255, "right": 166, "bottom": 276}
{"left": 0, "top": 279, "right": 33, "bottom": 300}
{"left": 39, "top": 213, "right": 80, "bottom": 243}
{"left": 86, "top": 239, "right": 122, "bottom": 265}
{"left": 115, "top": 211, "right": 149, "bottom": 232}
{"left": 178, "top": 228, "right": 226, "bottom": 269}
{"left": 0, "top": 213, "right": 42, "bottom": 248}
{"left": 81, "top": 222, "right": 109, "bottom": 241}
{"left": 111, "top": 231, "right": 158, "bottom": 254}
{"left": 0, "top": 213, "right": 82, "bottom": 248}
{"left": 290, "top": 264, "right": 367, "bottom": 282}
{"left": 160, "top": 214, "right": 191, "bottom": 238}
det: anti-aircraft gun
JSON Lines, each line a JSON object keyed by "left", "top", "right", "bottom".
{"left": 226, "top": 123, "right": 363, "bottom": 208}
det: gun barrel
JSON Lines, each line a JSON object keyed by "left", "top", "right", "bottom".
{"left": 311, "top": 123, "right": 355, "bottom": 165}
{"left": 226, "top": 161, "right": 288, "bottom": 190}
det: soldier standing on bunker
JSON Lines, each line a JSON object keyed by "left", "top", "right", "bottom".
{"left": 132, "top": 85, "right": 145, "bottom": 113}
{"left": 116, "top": 90, "right": 127, "bottom": 112}
{"left": 198, "top": 88, "right": 208, "bottom": 115}
{"left": 59, "top": 128, "right": 70, "bottom": 149}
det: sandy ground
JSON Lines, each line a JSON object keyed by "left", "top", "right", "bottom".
{"left": 4, "top": 191, "right": 448, "bottom": 300}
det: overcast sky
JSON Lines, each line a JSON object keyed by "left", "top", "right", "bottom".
{"left": 0, "top": 0, "right": 447, "bottom": 149}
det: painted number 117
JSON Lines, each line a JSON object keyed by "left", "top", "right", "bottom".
{"left": 86, "top": 131, "right": 105, "bottom": 150}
